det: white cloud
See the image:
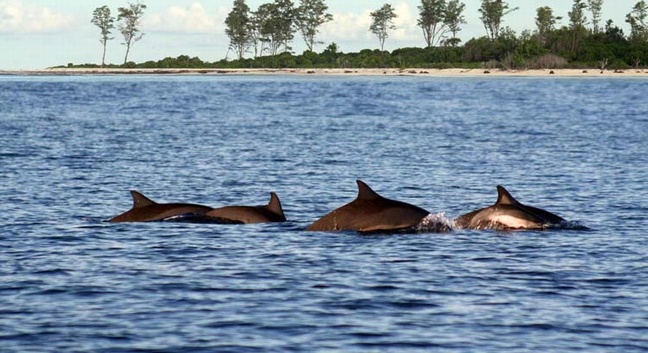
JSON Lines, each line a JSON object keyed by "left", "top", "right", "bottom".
{"left": 145, "top": 3, "right": 228, "bottom": 34}
{"left": 0, "top": 0, "right": 73, "bottom": 33}
{"left": 321, "top": 10, "right": 373, "bottom": 43}
{"left": 392, "top": 1, "right": 420, "bottom": 42}
{"left": 321, "top": 1, "right": 420, "bottom": 51}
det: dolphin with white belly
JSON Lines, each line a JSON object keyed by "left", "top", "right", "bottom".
{"left": 454, "top": 185, "right": 568, "bottom": 230}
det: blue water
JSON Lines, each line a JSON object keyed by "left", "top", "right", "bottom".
{"left": 1, "top": 74, "right": 647, "bottom": 352}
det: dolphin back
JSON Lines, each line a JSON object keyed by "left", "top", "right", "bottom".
{"left": 109, "top": 190, "right": 214, "bottom": 222}
{"left": 203, "top": 192, "right": 286, "bottom": 224}
{"left": 307, "top": 180, "right": 430, "bottom": 232}
{"left": 454, "top": 185, "right": 568, "bottom": 230}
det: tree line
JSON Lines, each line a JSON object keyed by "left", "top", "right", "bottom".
{"left": 84, "top": 0, "right": 648, "bottom": 70}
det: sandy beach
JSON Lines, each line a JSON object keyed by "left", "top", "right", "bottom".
{"left": 1, "top": 67, "right": 647, "bottom": 77}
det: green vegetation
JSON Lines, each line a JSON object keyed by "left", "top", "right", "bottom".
{"left": 72, "top": 0, "right": 648, "bottom": 70}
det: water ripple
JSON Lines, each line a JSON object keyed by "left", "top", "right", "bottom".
{"left": 1, "top": 76, "right": 647, "bottom": 352}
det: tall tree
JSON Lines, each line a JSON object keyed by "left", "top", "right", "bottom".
{"left": 417, "top": 0, "right": 447, "bottom": 48}
{"left": 443, "top": 0, "right": 466, "bottom": 46}
{"left": 535, "top": 6, "right": 561, "bottom": 45}
{"left": 444, "top": 0, "right": 466, "bottom": 47}
{"left": 587, "top": 0, "right": 604, "bottom": 33}
{"left": 568, "top": 0, "right": 587, "bottom": 51}
{"left": 117, "top": 2, "right": 147, "bottom": 64}
{"left": 254, "top": 4, "right": 275, "bottom": 55}
{"left": 250, "top": 7, "right": 267, "bottom": 57}
{"left": 478, "top": 0, "right": 518, "bottom": 40}
{"left": 255, "top": 1, "right": 295, "bottom": 56}
{"left": 626, "top": 0, "right": 648, "bottom": 42}
{"left": 370, "top": 3, "right": 398, "bottom": 51}
{"left": 225, "top": 0, "right": 253, "bottom": 60}
{"left": 91, "top": 6, "right": 115, "bottom": 67}
{"left": 295, "top": 0, "right": 333, "bottom": 52}
{"left": 274, "top": 0, "right": 296, "bottom": 53}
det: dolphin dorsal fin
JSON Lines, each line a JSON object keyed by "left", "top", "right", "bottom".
{"left": 130, "top": 190, "right": 156, "bottom": 208}
{"left": 267, "top": 192, "right": 285, "bottom": 218}
{"left": 356, "top": 180, "right": 381, "bottom": 200}
{"left": 495, "top": 185, "right": 520, "bottom": 206}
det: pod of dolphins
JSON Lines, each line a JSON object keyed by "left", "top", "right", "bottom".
{"left": 109, "top": 180, "right": 586, "bottom": 232}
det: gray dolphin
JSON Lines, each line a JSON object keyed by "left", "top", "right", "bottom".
{"left": 306, "top": 180, "right": 432, "bottom": 233}
{"left": 203, "top": 192, "right": 287, "bottom": 224}
{"left": 109, "top": 191, "right": 214, "bottom": 223}
{"left": 454, "top": 185, "right": 567, "bottom": 230}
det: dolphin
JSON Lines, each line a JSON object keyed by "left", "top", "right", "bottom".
{"left": 454, "top": 185, "right": 567, "bottom": 230}
{"left": 202, "top": 192, "right": 287, "bottom": 224}
{"left": 306, "top": 180, "right": 432, "bottom": 233}
{"left": 109, "top": 190, "right": 214, "bottom": 223}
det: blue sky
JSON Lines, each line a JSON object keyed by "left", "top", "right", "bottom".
{"left": 0, "top": 0, "right": 634, "bottom": 69}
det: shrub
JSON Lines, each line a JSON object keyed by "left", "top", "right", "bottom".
{"left": 526, "top": 54, "right": 569, "bottom": 69}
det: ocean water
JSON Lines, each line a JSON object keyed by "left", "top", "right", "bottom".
{"left": 1, "top": 74, "right": 647, "bottom": 352}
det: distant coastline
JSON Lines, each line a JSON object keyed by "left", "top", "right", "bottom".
{"left": 1, "top": 67, "right": 647, "bottom": 77}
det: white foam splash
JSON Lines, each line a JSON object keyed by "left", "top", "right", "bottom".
{"left": 549, "top": 220, "right": 591, "bottom": 230}
{"left": 415, "top": 212, "right": 453, "bottom": 233}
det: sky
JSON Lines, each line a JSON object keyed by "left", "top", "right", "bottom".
{"left": 0, "top": 0, "right": 635, "bottom": 69}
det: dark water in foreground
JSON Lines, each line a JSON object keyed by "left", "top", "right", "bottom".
{"left": 1, "top": 75, "right": 647, "bottom": 352}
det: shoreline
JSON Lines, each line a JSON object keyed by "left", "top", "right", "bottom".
{"left": 1, "top": 67, "right": 647, "bottom": 77}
